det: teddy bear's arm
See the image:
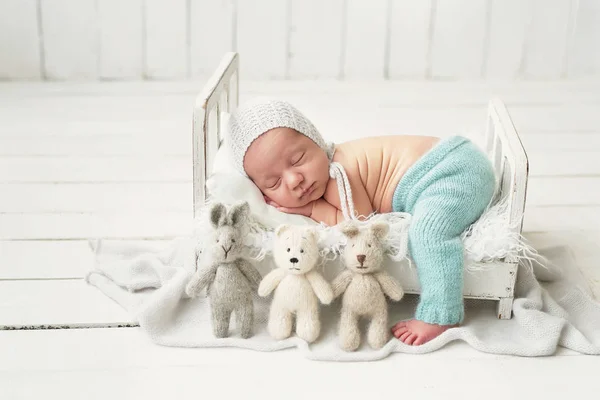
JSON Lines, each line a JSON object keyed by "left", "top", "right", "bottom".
{"left": 306, "top": 271, "right": 334, "bottom": 305}
{"left": 332, "top": 270, "right": 353, "bottom": 299}
{"left": 257, "top": 268, "right": 287, "bottom": 297}
{"left": 237, "top": 259, "right": 263, "bottom": 290}
{"left": 374, "top": 271, "right": 404, "bottom": 301}
{"left": 185, "top": 263, "right": 218, "bottom": 298}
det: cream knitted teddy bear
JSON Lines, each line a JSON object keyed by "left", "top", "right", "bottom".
{"left": 332, "top": 221, "right": 404, "bottom": 351}
{"left": 258, "top": 224, "right": 334, "bottom": 343}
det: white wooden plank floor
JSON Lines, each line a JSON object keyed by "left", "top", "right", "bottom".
{"left": 1, "top": 81, "right": 599, "bottom": 398}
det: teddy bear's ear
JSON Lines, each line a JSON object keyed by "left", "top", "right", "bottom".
{"left": 275, "top": 224, "right": 290, "bottom": 237}
{"left": 370, "top": 221, "right": 390, "bottom": 240}
{"left": 340, "top": 222, "right": 359, "bottom": 239}
{"left": 305, "top": 227, "right": 319, "bottom": 243}
{"left": 209, "top": 203, "right": 227, "bottom": 229}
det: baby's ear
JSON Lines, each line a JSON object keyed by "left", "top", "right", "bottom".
{"left": 275, "top": 224, "right": 290, "bottom": 237}
{"left": 340, "top": 221, "right": 359, "bottom": 239}
{"left": 370, "top": 221, "right": 389, "bottom": 240}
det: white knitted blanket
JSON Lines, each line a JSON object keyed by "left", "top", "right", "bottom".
{"left": 86, "top": 236, "right": 600, "bottom": 360}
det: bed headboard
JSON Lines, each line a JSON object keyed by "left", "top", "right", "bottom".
{"left": 192, "top": 54, "right": 529, "bottom": 253}
{"left": 192, "top": 52, "right": 239, "bottom": 217}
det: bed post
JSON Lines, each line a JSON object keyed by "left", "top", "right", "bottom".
{"left": 192, "top": 52, "right": 240, "bottom": 218}
{"left": 486, "top": 98, "right": 529, "bottom": 319}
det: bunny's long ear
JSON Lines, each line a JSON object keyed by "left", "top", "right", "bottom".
{"left": 229, "top": 201, "right": 250, "bottom": 228}
{"left": 210, "top": 203, "right": 227, "bottom": 229}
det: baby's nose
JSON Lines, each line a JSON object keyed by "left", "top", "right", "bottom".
{"left": 290, "top": 257, "right": 299, "bottom": 264}
{"left": 357, "top": 254, "right": 366, "bottom": 264}
{"left": 285, "top": 171, "right": 303, "bottom": 188}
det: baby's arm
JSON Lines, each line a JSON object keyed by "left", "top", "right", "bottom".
{"left": 310, "top": 199, "right": 346, "bottom": 226}
{"left": 311, "top": 170, "right": 374, "bottom": 226}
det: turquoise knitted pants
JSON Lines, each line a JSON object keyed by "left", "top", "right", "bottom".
{"left": 392, "top": 135, "right": 496, "bottom": 325}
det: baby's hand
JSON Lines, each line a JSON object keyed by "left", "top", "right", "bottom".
{"left": 264, "top": 195, "right": 313, "bottom": 218}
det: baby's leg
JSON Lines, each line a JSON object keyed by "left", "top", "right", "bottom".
{"left": 392, "top": 209, "right": 465, "bottom": 345}
{"left": 392, "top": 147, "right": 496, "bottom": 345}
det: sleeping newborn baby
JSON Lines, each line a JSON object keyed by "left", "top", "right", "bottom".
{"left": 227, "top": 98, "right": 496, "bottom": 346}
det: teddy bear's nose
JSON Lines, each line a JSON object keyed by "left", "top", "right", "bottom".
{"left": 357, "top": 254, "right": 366, "bottom": 264}
{"left": 290, "top": 257, "right": 299, "bottom": 264}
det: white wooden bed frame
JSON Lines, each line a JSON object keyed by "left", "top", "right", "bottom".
{"left": 192, "top": 52, "right": 529, "bottom": 320}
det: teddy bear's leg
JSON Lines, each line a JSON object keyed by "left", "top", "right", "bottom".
{"left": 296, "top": 308, "right": 320, "bottom": 343}
{"left": 367, "top": 309, "right": 389, "bottom": 349}
{"left": 211, "top": 303, "right": 232, "bottom": 338}
{"left": 268, "top": 306, "right": 293, "bottom": 340}
{"left": 236, "top": 300, "right": 254, "bottom": 339}
{"left": 339, "top": 309, "right": 361, "bottom": 351}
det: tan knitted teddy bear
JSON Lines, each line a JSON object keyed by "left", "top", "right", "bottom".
{"left": 258, "top": 224, "right": 334, "bottom": 343}
{"left": 332, "top": 221, "right": 404, "bottom": 351}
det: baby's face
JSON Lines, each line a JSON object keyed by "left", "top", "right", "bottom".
{"left": 244, "top": 127, "right": 329, "bottom": 208}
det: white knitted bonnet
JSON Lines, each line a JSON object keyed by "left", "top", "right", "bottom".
{"left": 227, "top": 97, "right": 357, "bottom": 221}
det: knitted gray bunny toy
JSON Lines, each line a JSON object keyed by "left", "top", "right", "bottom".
{"left": 185, "top": 201, "right": 263, "bottom": 338}
{"left": 332, "top": 220, "right": 404, "bottom": 351}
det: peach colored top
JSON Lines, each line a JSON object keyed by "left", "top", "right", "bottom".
{"left": 319, "top": 135, "right": 441, "bottom": 221}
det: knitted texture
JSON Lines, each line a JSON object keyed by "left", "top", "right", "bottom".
{"left": 258, "top": 224, "right": 334, "bottom": 343}
{"left": 392, "top": 135, "right": 496, "bottom": 325}
{"left": 332, "top": 221, "right": 404, "bottom": 351}
{"left": 185, "top": 201, "right": 263, "bottom": 338}
{"left": 227, "top": 98, "right": 335, "bottom": 177}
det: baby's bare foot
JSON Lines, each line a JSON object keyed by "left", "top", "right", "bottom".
{"left": 391, "top": 319, "right": 457, "bottom": 346}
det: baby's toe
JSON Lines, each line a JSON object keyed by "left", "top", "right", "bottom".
{"left": 391, "top": 321, "right": 407, "bottom": 331}
{"left": 399, "top": 331, "right": 412, "bottom": 342}
{"left": 405, "top": 333, "right": 418, "bottom": 345}
{"left": 392, "top": 326, "right": 408, "bottom": 338}
{"left": 413, "top": 336, "right": 426, "bottom": 346}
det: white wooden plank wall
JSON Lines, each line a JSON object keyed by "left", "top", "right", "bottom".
{"left": 343, "top": 0, "right": 388, "bottom": 80}
{"left": 236, "top": 0, "right": 288, "bottom": 79}
{"left": 388, "top": 0, "right": 432, "bottom": 79}
{"left": 40, "top": 0, "right": 99, "bottom": 79}
{"left": 0, "top": 0, "right": 41, "bottom": 79}
{"left": 190, "top": 0, "right": 235, "bottom": 77}
{"left": 144, "top": 0, "right": 188, "bottom": 79}
{"left": 522, "top": 0, "right": 573, "bottom": 79}
{"left": 98, "top": 0, "right": 144, "bottom": 79}
{"left": 289, "top": 0, "right": 344, "bottom": 79}
{"left": 431, "top": 0, "right": 489, "bottom": 79}
{"left": 568, "top": 0, "right": 600, "bottom": 77}
{"left": 1, "top": 0, "right": 599, "bottom": 81}
{"left": 486, "top": 0, "right": 530, "bottom": 80}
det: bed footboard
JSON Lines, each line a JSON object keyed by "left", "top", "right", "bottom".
{"left": 484, "top": 98, "right": 529, "bottom": 318}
